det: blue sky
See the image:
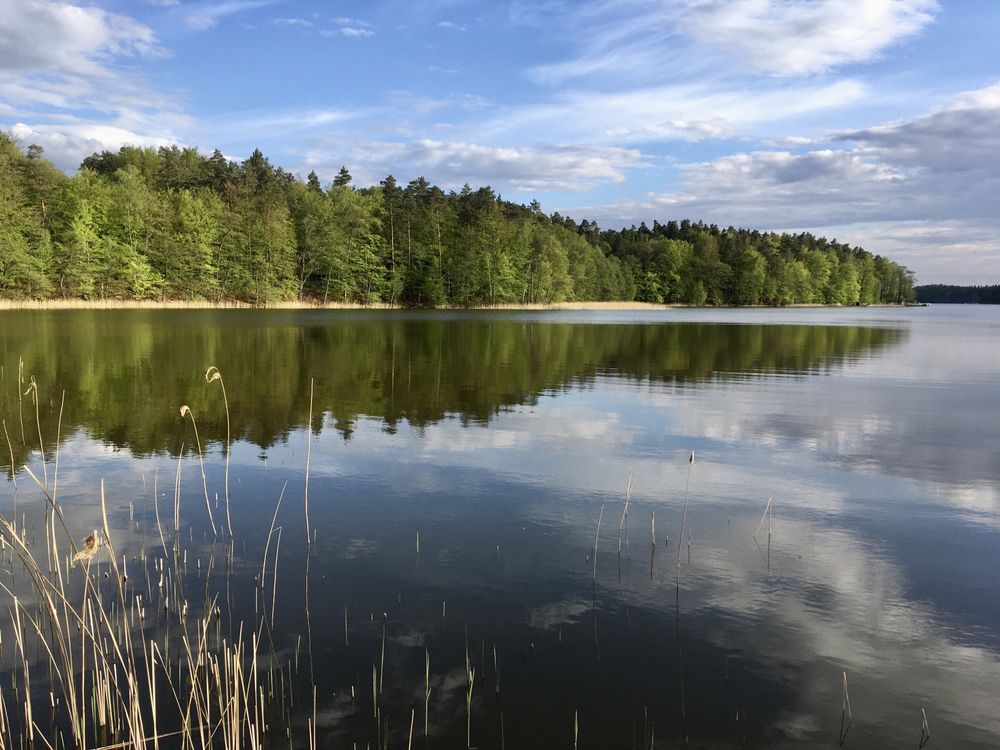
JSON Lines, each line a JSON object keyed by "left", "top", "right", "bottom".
{"left": 2, "top": 0, "right": 999, "bottom": 283}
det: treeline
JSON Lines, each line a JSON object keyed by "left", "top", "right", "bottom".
{"left": 915, "top": 285, "right": 1000, "bottom": 304}
{"left": 0, "top": 133, "right": 916, "bottom": 305}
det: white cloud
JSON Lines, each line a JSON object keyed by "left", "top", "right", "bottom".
{"left": 321, "top": 19, "right": 375, "bottom": 39}
{"left": 565, "top": 81, "right": 1000, "bottom": 282}
{"left": 8, "top": 122, "right": 177, "bottom": 171}
{"left": 834, "top": 82, "right": 1000, "bottom": 174}
{"left": 676, "top": 0, "right": 938, "bottom": 76}
{"left": 197, "top": 107, "right": 358, "bottom": 149}
{"left": 338, "top": 27, "right": 375, "bottom": 39}
{"left": 303, "top": 138, "right": 645, "bottom": 193}
{"left": 0, "top": 1, "right": 185, "bottom": 169}
{"left": 528, "top": 0, "right": 938, "bottom": 84}
{"left": 0, "top": 0, "right": 158, "bottom": 77}
{"left": 183, "top": 0, "right": 278, "bottom": 30}
{"left": 476, "top": 79, "right": 866, "bottom": 145}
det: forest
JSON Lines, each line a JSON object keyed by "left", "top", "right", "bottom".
{"left": 0, "top": 133, "right": 916, "bottom": 306}
{"left": 915, "top": 285, "right": 1000, "bottom": 304}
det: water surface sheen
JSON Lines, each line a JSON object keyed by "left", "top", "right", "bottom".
{"left": 2, "top": 306, "right": 999, "bottom": 748}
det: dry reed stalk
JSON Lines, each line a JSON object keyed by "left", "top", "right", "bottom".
{"left": 617, "top": 470, "right": 634, "bottom": 561}
{"left": 205, "top": 367, "right": 233, "bottom": 538}
{"left": 152, "top": 468, "right": 169, "bottom": 561}
{"left": 839, "top": 670, "right": 853, "bottom": 747}
{"left": 424, "top": 648, "right": 430, "bottom": 736}
{"left": 304, "top": 548, "right": 315, "bottom": 685}
{"left": 17, "top": 357, "right": 25, "bottom": 446}
{"left": 303, "top": 378, "right": 314, "bottom": 545}
{"left": 493, "top": 643, "right": 499, "bottom": 696}
{"left": 753, "top": 496, "right": 773, "bottom": 543}
{"left": 2, "top": 418, "right": 16, "bottom": 488}
{"left": 180, "top": 405, "right": 217, "bottom": 537}
{"left": 52, "top": 390, "right": 65, "bottom": 503}
{"left": 11, "top": 599, "right": 35, "bottom": 744}
{"left": 25, "top": 376, "right": 47, "bottom": 490}
{"left": 260, "top": 482, "right": 287, "bottom": 585}
{"left": 593, "top": 495, "right": 607, "bottom": 582}
{"left": 465, "top": 661, "right": 475, "bottom": 748}
{"left": 675, "top": 451, "right": 695, "bottom": 579}
{"left": 173, "top": 443, "right": 184, "bottom": 538}
{"left": 753, "top": 495, "right": 774, "bottom": 569}
{"left": 379, "top": 616, "right": 388, "bottom": 694}
{"left": 270, "top": 527, "right": 282, "bottom": 625}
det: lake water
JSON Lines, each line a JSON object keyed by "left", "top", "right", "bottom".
{"left": 2, "top": 306, "right": 999, "bottom": 748}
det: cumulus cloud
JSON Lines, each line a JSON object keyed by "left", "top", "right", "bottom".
{"left": 8, "top": 122, "right": 177, "bottom": 171}
{"left": 668, "top": 82, "right": 1000, "bottom": 226}
{"left": 0, "top": 1, "right": 187, "bottom": 169}
{"left": 566, "top": 81, "right": 1000, "bottom": 282}
{"left": 0, "top": 0, "right": 158, "bottom": 77}
{"left": 395, "top": 138, "right": 644, "bottom": 191}
{"left": 834, "top": 83, "right": 1000, "bottom": 173}
{"left": 302, "top": 138, "right": 645, "bottom": 193}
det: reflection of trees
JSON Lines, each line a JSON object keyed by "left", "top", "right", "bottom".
{"left": 1, "top": 311, "right": 904, "bottom": 465}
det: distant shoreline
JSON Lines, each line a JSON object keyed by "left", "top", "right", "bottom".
{"left": 0, "top": 299, "right": 910, "bottom": 311}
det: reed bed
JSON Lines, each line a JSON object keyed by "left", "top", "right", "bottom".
{"left": 0, "top": 374, "right": 315, "bottom": 750}
{"left": 0, "top": 299, "right": 666, "bottom": 312}
{"left": 0, "top": 481, "right": 278, "bottom": 750}
{"left": 0, "top": 299, "right": 395, "bottom": 311}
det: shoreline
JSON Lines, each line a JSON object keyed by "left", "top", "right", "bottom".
{"left": 0, "top": 299, "right": 911, "bottom": 311}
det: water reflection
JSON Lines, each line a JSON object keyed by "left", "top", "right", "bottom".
{"left": 1, "top": 310, "right": 903, "bottom": 470}
{"left": 3, "top": 307, "right": 1000, "bottom": 748}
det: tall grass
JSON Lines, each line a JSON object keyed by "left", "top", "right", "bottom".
{"left": 0, "top": 376, "right": 307, "bottom": 750}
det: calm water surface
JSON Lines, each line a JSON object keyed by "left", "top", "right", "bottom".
{"left": 2, "top": 306, "right": 999, "bottom": 748}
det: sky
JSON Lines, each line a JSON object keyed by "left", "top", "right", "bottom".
{"left": 1, "top": 0, "right": 998, "bottom": 284}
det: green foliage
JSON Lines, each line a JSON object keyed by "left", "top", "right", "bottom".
{"left": 0, "top": 135, "right": 917, "bottom": 306}
{"left": 0, "top": 135, "right": 53, "bottom": 297}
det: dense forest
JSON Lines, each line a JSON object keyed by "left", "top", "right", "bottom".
{"left": 0, "top": 133, "right": 916, "bottom": 306}
{"left": 915, "top": 285, "right": 1000, "bottom": 304}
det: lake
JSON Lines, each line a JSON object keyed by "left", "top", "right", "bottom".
{"left": 2, "top": 306, "right": 999, "bottom": 748}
